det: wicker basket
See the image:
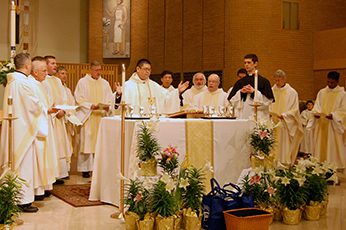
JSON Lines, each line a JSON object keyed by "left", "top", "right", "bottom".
{"left": 223, "top": 208, "right": 273, "bottom": 230}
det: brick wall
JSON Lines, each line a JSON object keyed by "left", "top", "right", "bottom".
{"left": 89, "top": 0, "right": 346, "bottom": 100}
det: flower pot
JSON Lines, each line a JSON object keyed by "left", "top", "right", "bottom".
{"left": 0, "top": 224, "right": 13, "bottom": 230}
{"left": 155, "top": 215, "right": 174, "bottom": 230}
{"left": 125, "top": 211, "right": 140, "bottom": 230}
{"left": 282, "top": 208, "right": 301, "bottom": 225}
{"left": 173, "top": 214, "right": 182, "bottom": 230}
{"left": 304, "top": 203, "right": 321, "bottom": 221}
{"left": 184, "top": 213, "right": 201, "bottom": 230}
{"left": 272, "top": 207, "right": 282, "bottom": 222}
{"left": 139, "top": 159, "right": 157, "bottom": 177}
{"left": 137, "top": 217, "right": 154, "bottom": 230}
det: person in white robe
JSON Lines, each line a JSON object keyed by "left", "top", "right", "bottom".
{"left": 56, "top": 66, "right": 78, "bottom": 163}
{"left": 74, "top": 61, "right": 114, "bottom": 178}
{"left": 300, "top": 100, "right": 315, "bottom": 154}
{"left": 308, "top": 71, "right": 346, "bottom": 169}
{"left": 269, "top": 69, "right": 303, "bottom": 164}
{"left": 0, "top": 53, "right": 44, "bottom": 212}
{"left": 160, "top": 70, "right": 180, "bottom": 113}
{"left": 42, "top": 56, "right": 72, "bottom": 181}
{"left": 181, "top": 72, "right": 207, "bottom": 109}
{"left": 28, "top": 57, "right": 59, "bottom": 196}
{"left": 228, "top": 54, "right": 274, "bottom": 121}
{"left": 194, "top": 74, "right": 229, "bottom": 112}
{"left": 121, "top": 59, "right": 189, "bottom": 115}
{"left": 227, "top": 68, "right": 247, "bottom": 94}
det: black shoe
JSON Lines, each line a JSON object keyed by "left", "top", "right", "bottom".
{"left": 44, "top": 190, "right": 52, "bottom": 197}
{"left": 18, "top": 204, "right": 39, "bottom": 213}
{"left": 34, "top": 195, "right": 45, "bottom": 201}
{"left": 53, "top": 179, "right": 65, "bottom": 185}
{"left": 82, "top": 172, "right": 91, "bottom": 178}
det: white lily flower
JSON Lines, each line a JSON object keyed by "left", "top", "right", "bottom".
{"left": 160, "top": 173, "right": 170, "bottom": 184}
{"left": 165, "top": 179, "right": 175, "bottom": 193}
{"left": 281, "top": 176, "right": 290, "bottom": 186}
{"left": 179, "top": 177, "right": 190, "bottom": 190}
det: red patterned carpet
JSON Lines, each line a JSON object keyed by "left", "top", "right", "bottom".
{"left": 51, "top": 184, "right": 104, "bottom": 207}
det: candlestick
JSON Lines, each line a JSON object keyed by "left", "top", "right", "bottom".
{"left": 121, "top": 64, "right": 126, "bottom": 100}
{"left": 254, "top": 70, "right": 258, "bottom": 101}
{"left": 8, "top": 96, "right": 13, "bottom": 116}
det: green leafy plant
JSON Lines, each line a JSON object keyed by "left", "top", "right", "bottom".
{"left": 158, "top": 145, "right": 179, "bottom": 176}
{"left": 250, "top": 121, "right": 275, "bottom": 156}
{"left": 150, "top": 180, "right": 177, "bottom": 217}
{"left": 0, "top": 61, "right": 15, "bottom": 86}
{"left": 276, "top": 168, "right": 308, "bottom": 210}
{"left": 124, "top": 179, "right": 149, "bottom": 220}
{"left": 180, "top": 166, "right": 205, "bottom": 215}
{"left": 136, "top": 122, "right": 160, "bottom": 162}
{"left": 0, "top": 171, "right": 23, "bottom": 225}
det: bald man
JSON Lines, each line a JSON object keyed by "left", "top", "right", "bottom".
{"left": 193, "top": 74, "right": 229, "bottom": 110}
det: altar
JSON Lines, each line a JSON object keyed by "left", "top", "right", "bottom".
{"left": 89, "top": 116, "right": 254, "bottom": 206}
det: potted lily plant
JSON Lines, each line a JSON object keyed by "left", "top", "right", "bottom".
{"left": 136, "top": 122, "right": 161, "bottom": 176}
{"left": 180, "top": 166, "right": 205, "bottom": 230}
{"left": 0, "top": 61, "right": 15, "bottom": 86}
{"left": 275, "top": 166, "right": 308, "bottom": 225}
{"left": 249, "top": 121, "right": 276, "bottom": 169}
{"left": 124, "top": 179, "right": 151, "bottom": 230}
{"left": 0, "top": 170, "right": 23, "bottom": 229}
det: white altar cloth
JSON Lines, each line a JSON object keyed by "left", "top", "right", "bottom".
{"left": 89, "top": 117, "right": 254, "bottom": 206}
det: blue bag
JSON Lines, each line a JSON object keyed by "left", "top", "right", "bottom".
{"left": 202, "top": 178, "right": 246, "bottom": 230}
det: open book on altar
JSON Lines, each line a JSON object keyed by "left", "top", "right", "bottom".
{"left": 54, "top": 104, "right": 80, "bottom": 111}
{"left": 168, "top": 110, "right": 204, "bottom": 118}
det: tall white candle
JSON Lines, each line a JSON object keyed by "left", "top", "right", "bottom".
{"left": 254, "top": 70, "right": 258, "bottom": 100}
{"left": 121, "top": 64, "right": 126, "bottom": 99}
{"left": 10, "top": 1, "right": 16, "bottom": 48}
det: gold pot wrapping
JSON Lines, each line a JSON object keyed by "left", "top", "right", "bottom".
{"left": 0, "top": 224, "right": 13, "bottom": 230}
{"left": 155, "top": 216, "right": 174, "bottom": 230}
{"left": 273, "top": 207, "right": 282, "bottom": 221}
{"left": 282, "top": 208, "right": 302, "bottom": 225}
{"left": 137, "top": 218, "right": 154, "bottom": 230}
{"left": 304, "top": 204, "right": 321, "bottom": 221}
{"left": 139, "top": 159, "right": 157, "bottom": 177}
{"left": 173, "top": 215, "right": 182, "bottom": 230}
{"left": 250, "top": 154, "right": 274, "bottom": 169}
{"left": 184, "top": 213, "right": 201, "bottom": 230}
{"left": 320, "top": 198, "right": 329, "bottom": 216}
{"left": 125, "top": 212, "right": 140, "bottom": 230}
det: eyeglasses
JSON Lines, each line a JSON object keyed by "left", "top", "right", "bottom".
{"left": 140, "top": 67, "right": 151, "bottom": 72}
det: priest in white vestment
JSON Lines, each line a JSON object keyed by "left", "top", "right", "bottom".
{"left": 160, "top": 70, "right": 181, "bottom": 113}
{"left": 269, "top": 69, "right": 303, "bottom": 164}
{"left": 194, "top": 74, "right": 229, "bottom": 110}
{"left": 181, "top": 72, "right": 208, "bottom": 109}
{"left": 74, "top": 61, "right": 114, "bottom": 177}
{"left": 228, "top": 54, "right": 274, "bottom": 121}
{"left": 42, "top": 56, "right": 72, "bottom": 180}
{"left": 308, "top": 71, "right": 346, "bottom": 169}
{"left": 300, "top": 100, "right": 315, "bottom": 154}
{"left": 28, "top": 58, "right": 59, "bottom": 194}
{"left": 56, "top": 66, "right": 78, "bottom": 160}
{"left": 0, "top": 53, "right": 44, "bottom": 212}
{"left": 122, "top": 59, "right": 189, "bottom": 115}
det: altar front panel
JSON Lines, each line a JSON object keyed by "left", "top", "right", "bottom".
{"left": 89, "top": 117, "right": 253, "bottom": 206}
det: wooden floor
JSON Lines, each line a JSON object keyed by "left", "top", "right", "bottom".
{"left": 14, "top": 173, "right": 346, "bottom": 230}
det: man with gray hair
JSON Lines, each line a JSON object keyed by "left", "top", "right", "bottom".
{"left": 193, "top": 73, "right": 229, "bottom": 110}
{"left": 181, "top": 72, "right": 208, "bottom": 109}
{"left": 269, "top": 69, "right": 303, "bottom": 164}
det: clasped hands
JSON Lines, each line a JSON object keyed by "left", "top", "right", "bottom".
{"left": 48, "top": 107, "right": 65, "bottom": 119}
{"left": 241, "top": 84, "right": 255, "bottom": 94}
{"left": 314, "top": 113, "right": 333, "bottom": 120}
{"left": 91, "top": 104, "right": 110, "bottom": 112}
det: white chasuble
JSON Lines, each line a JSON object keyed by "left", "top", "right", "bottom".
{"left": 0, "top": 72, "right": 45, "bottom": 204}
{"left": 182, "top": 85, "right": 208, "bottom": 109}
{"left": 123, "top": 73, "right": 180, "bottom": 114}
{"left": 74, "top": 75, "right": 114, "bottom": 154}
{"left": 193, "top": 88, "right": 229, "bottom": 110}
{"left": 309, "top": 86, "right": 346, "bottom": 168}
{"left": 269, "top": 83, "right": 303, "bottom": 164}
